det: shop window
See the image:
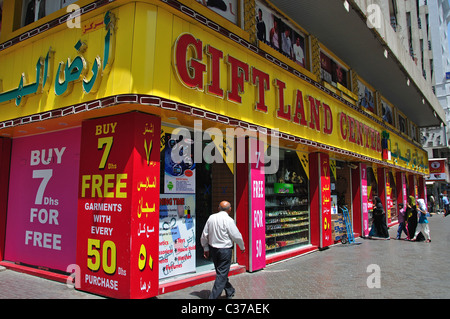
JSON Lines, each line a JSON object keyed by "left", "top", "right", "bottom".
{"left": 265, "top": 148, "right": 309, "bottom": 254}
{"left": 159, "top": 127, "right": 235, "bottom": 280}
{"left": 196, "top": 0, "right": 239, "bottom": 25}
{"left": 320, "top": 51, "right": 348, "bottom": 89}
{"left": 255, "top": 0, "right": 307, "bottom": 68}
{"left": 357, "top": 80, "right": 376, "bottom": 114}
{"left": 21, "top": 0, "right": 78, "bottom": 27}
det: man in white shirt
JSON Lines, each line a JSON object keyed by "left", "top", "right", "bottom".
{"left": 293, "top": 36, "right": 305, "bottom": 66}
{"left": 201, "top": 201, "right": 245, "bottom": 299}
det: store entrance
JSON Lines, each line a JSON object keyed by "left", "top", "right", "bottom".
{"left": 330, "top": 160, "right": 353, "bottom": 242}
{"left": 159, "top": 126, "right": 235, "bottom": 280}
{"left": 195, "top": 159, "right": 235, "bottom": 272}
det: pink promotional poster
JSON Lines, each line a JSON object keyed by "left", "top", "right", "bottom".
{"left": 360, "top": 164, "right": 369, "bottom": 237}
{"left": 249, "top": 138, "right": 265, "bottom": 272}
{"left": 4, "top": 128, "right": 81, "bottom": 272}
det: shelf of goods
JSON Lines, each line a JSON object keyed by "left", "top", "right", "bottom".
{"left": 265, "top": 193, "right": 309, "bottom": 252}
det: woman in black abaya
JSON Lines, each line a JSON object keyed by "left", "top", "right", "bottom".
{"left": 371, "top": 196, "right": 390, "bottom": 239}
{"left": 406, "top": 196, "right": 418, "bottom": 240}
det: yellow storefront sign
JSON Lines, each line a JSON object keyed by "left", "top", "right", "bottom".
{"left": 0, "top": 2, "right": 428, "bottom": 174}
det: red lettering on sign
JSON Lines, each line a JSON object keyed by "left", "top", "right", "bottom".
{"left": 226, "top": 55, "right": 249, "bottom": 104}
{"left": 174, "top": 33, "right": 206, "bottom": 91}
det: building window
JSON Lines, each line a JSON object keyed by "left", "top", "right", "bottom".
{"left": 381, "top": 99, "right": 394, "bottom": 126}
{"left": 398, "top": 114, "right": 407, "bottom": 134}
{"left": 357, "top": 80, "right": 376, "bottom": 114}
{"left": 255, "top": 1, "right": 307, "bottom": 68}
{"left": 196, "top": 0, "right": 238, "bottom": 25}
{"left": 320, "top": 51, "right": 348, "bottom": 89}
{"left": 22, "top": 0, "right": 78, "bottom": 27}
{"left": 410, "top": 122, "right": 418, "bottom": 142}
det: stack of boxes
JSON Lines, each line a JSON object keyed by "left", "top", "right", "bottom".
{"left": 331, "top": 214, "right": 346, "bottom": 242}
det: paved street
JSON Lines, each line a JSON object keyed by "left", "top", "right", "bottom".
{"left": 1, "top": 215, "right": 449, "bottom": 299}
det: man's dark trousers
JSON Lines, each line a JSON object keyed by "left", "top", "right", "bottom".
{"left": 209, "top": 246, "right": 235, "bottom": 299}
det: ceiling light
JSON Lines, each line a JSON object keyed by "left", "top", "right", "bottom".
{"left": 343, "top": 0, "right": 350, "bottom": 12}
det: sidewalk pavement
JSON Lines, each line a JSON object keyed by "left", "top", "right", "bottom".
{"left": 1, "top": 215, "right": 449, "bottom": 299}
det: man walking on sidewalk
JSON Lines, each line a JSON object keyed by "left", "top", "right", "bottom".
{"left": 201, "top": 201, "right": 245, "bottom": 299}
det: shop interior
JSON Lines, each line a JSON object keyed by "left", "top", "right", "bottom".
{"left": 265, "top": 148, "right": 310, "bottom": 254}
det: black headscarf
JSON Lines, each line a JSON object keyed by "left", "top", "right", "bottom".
{"left": 374, "top": 196, "right": 383, "bottom": 209}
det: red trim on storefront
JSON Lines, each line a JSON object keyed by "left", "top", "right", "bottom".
{"left": 158, "top": 264, "right": 246, "bottom": 295}
{"left": 0, "top": 261, "right": 70, "bottom": 284}
{"left": 265, "top": 245, "right": 318, "bottom": 265}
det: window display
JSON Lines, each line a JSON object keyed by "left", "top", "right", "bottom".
{"left": 265, "top": 149, "right": 309, "bottom": 254}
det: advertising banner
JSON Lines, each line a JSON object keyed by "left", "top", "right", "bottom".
{"left": 360, "top": 164, "right": 369, "bottom": 237}
{"left": 163, "top": 133, "right": 195, "bottom": 194}
{"left": 76, "top": 112, "right": 160, "bottom": 299}
{"left": 386, "top": 171, "right": 392, "bottom": 224}
{"left": 159, "top": 194, "right": 196, "bottom": 279}
{"left": 249, "top": 138, "right": 265, "bottom": 272}
{"left": 427, "top": 159, "right": 449, "bottom": 182}
{"left": 320, "top": 154, "right": 333, "bottom": 247}
{"left": 4, "top": 128, "right": 81, "bottom": 272}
